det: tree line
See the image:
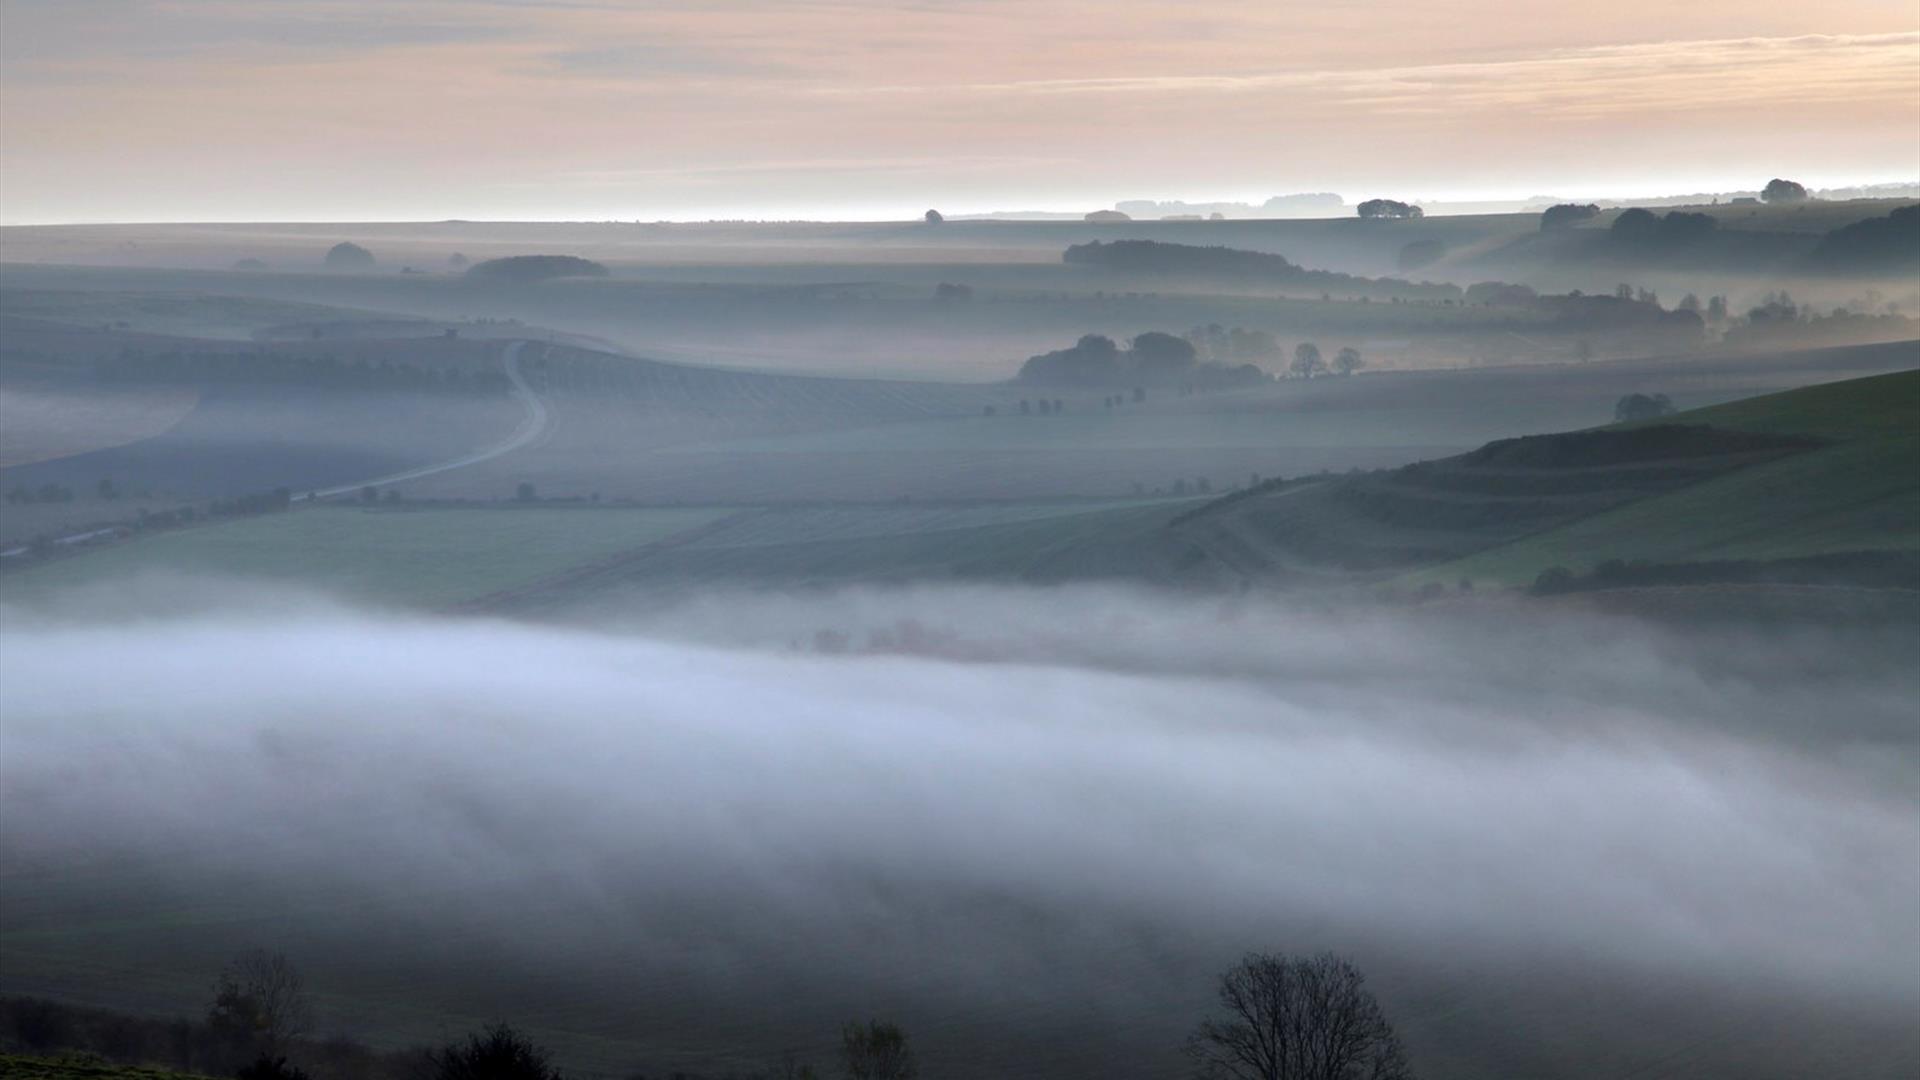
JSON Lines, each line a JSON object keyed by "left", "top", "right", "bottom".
{"left": 0, "top": 949, "right": 1414, "bottom": 1080}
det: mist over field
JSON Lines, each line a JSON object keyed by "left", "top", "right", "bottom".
{"left": 4, "top": 581, "right": 1915, "bottom": 1076}
{"left": 4, "top": 2, "right": 1918, "bottom": 1075}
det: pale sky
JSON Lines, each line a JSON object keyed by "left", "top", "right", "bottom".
{"left": 1, "top": 0, "right": 1916, "bottom": 223}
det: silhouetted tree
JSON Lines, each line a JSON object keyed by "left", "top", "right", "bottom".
{"left": 207, "top": 950, "right": 310, "bottom": 1057}
{"left": 1332, "top": 347, "right": 1362, "bottom": 376}
{"left": 1761, "top": 178, "right": 1809, "bottom": 204}
{"left": 840, "top": 1020, "right": 917, "bottom": 1080}
{"left": 1290, "top": 343, "right": 1324, "bottom": 378}
{"left": 515, "top": 481, "right": 537, "bottom": 502}
{"left": 1539, "top": 203, "right": 1599, "bottom": 230}
{"left": 1131, "top": 331, "right": 1199, "bottom": 374}
{"left": 1187, "top": 952, "right": 1410, "bottom": 1080}
{"left": 323, "top": 242, "right": 375, "bottom": 270}
{"left": 1356, "top": 199, "right": 1421, "bottom": 219}
{"left": 430, "top": 1024, "right": 562, "bottom": 1080}
{"left": 1614, "top": 392, "right": 1674, "bottom": 422}
{"left": 923, "top": 209, "right": 944, "bottom": 224}
{"left": 1610, "top": 208, "right": 1660, "bottom": 240}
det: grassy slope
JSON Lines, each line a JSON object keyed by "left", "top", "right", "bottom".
{"left": 0, "top": 1057, "right": 213, "bottom": 1080}
{"left": 1409, "top": 369, "right": 1920, "bottom": 587}
{"left": 0, "top": 506, "right": 736, "bottom": 607}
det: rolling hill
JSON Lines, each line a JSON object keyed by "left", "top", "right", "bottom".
{"left": 1148, "top": 365, "right": 1920, "bottom": 593}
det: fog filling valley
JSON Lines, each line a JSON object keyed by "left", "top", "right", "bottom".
{"left": 3, "top": 580, "right": 1915, "bottom": 1076}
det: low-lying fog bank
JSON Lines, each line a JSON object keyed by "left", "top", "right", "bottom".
{"left": 2, "top": 580, "right": 1915, "bottom": 1078}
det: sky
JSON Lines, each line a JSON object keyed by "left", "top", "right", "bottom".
{"left": 0, "top": 0, "right": 1917, "bottom": 223}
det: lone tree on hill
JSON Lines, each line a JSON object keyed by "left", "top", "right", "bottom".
{"left": 1186, "top": 952, "right": 1412, "bottom": 1080}
{"left": 1761, "top": 178, "right": 1809, "bottom": 203}
{"left": 323, "top": 241, "right": 375, "bottom": 270}
{"left": 924, "top": 209, "right": 944, "bottom": 224}
{"left": 1614, "top": 392, "right": 1674, "bottom": 422}
{"left": 1332, "top": 347, "right": 1363, "bottom": 376}
{"left": 207, "top": 949, "right": 311, "bottom": 1056}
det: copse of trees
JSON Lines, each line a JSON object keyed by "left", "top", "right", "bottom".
{"left": 1186, "top": 952, "right": 1411, "bottom": 1080}
{"left": 1540, "top": 203, "right": 1599, "bottom": 230}
{"left": 323, "top": 242, "right": 375, "bottom": 270}
{"left": 1761, "top": 178, "right": 1809, "bottom": 203}
{"left": 1610, "top": 208, "right": 1716, "bottom": 246}
{"left": 463, "top": 255, "right": 610, "bottom": 285}
{"left": 1356, "top": 198, "right": 1422, "bottom": 219}
{"left": 1018, "top": 332, "right": 1270, "bottom": 389}
{"left": 1614, "top": 392, "right": 1675, "bottom": 422}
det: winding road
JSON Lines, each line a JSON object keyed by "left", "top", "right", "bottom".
{"left": 308, "top": 339, "right": 548, "bottom": 499}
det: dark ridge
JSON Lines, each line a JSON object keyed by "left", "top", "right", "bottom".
{"left": 464, "top": 254, "right": 610, "bottom": 285}
{"left": 1061, "top": 239, "right": 1458, "bottom": 299}
{"left": 1457, "top": 424, "right": 1824, "bottom": 470}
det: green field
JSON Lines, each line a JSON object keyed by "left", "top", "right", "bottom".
{"left": 1408, "top": 370, "right": 1920, "bottom": 586}
{"left": 1128, "top": 367, "right": 1920, "bottom": 591}
{"left": 0, "top": 505, "right": 737, "bottom": 607}
{"left": 0, "top": 499, "right": 1200, "bottom": 610}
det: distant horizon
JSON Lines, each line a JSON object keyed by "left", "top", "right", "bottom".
{"left": 4, "top": 175, "right": 1917, "bottom": 229}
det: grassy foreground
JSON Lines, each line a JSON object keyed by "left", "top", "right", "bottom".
{"left": 0, "top": 1056, "right": 213, "bottom": 1080}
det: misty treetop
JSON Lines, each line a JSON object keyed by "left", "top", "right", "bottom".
{"left": 322, "top": 243, "right": 374, "bottom": 270}
{"left": 1356, "top": 198, "right": 1422, "bottom": 219}
{"left": 1539, "top": 203, "right": 1599, "bottom": 230}
{"left": 1761, "top": 178, "right": 1810, "bottom": 203}
{"left": 463, "top": 255, "right": 610, "bottom": 285}
{"left": 1611, "top": 208, "right": 1717, "bottom": 247}
{"left": 1018, "top": 331, "right": 1271, "bottom": 389}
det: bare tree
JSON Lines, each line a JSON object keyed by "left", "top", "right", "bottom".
{"left": 1186, "top": 952, "right": 1411, "bottom": 1080}
{"left": 208, "top": 949, "right": 312, "bottom": 1055}
{"left": 840, "top": 1020, "right": 917, "bottom": 1080}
